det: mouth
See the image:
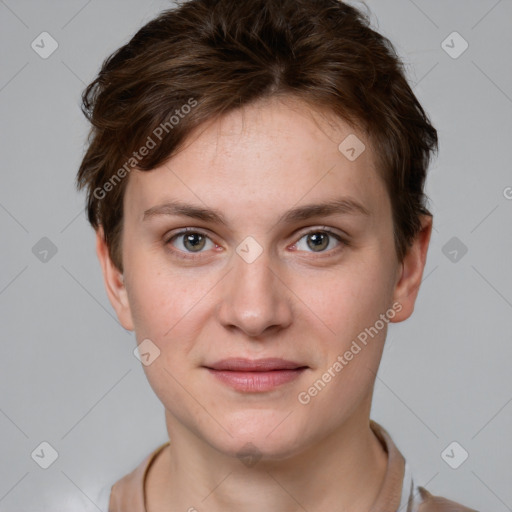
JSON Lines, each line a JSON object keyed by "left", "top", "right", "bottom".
{"left": 203, "top": 358, "right": 309, "bottom": 392}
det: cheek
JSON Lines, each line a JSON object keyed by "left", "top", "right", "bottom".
{"left": 125, "top": 260, "right": 218, "bottom": 356}
{"left": 292, "top": 258, "right": 394, "bottom": 340}
{"left": 124, "top": 247, "right": 184, "bottom": 329}
{"left": 126, "top": 270, "right": 207, "bottom": 400}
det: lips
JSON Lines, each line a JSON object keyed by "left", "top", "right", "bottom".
{"left": 205, "top": 358, "right": 307, "bottom": 372}
{"left": 204, "top": 358, "right": 308, "bottom": 392}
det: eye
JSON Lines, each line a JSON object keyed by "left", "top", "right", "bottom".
{"left": 166, "top": 229, "right": 216, "bottom": 254}
{"left": 164, "top": 227, "right": 347, "bottom": 260}
{"left": 292, "top": 229, "right": 346, "bottom": 253}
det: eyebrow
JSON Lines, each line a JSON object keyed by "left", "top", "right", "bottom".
{"left": 142, "top": 197, "right": 371, "bottom": 224}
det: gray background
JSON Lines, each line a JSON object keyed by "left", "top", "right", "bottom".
{"left": 0, "top": 0, "right": 511, "bottom": 510}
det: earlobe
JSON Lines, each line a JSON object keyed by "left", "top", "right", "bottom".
{"left": 95, "top": 227, "right": 134, "bottom": 331}
{"left": 390, "top": 215, "right": 433, "bottom": 323}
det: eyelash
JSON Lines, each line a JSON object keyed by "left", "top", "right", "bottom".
{"left": 164, "top": 227, "right": 349, "bottom": 260}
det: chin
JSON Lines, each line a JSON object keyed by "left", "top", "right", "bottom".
{"left": 206, "top": 410, "right": 308, "bottom": 462}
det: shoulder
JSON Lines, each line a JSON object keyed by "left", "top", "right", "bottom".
{"left": 108, "top": 442, "right": 170, "bottom": 512}
{"left": 369, "top": 420, "right": 478, "bottom": 512}
{"left": 415, "top": 486, "right": 480, "bottom": 512}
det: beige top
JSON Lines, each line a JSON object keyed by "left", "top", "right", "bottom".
{"left": 107, "top": 420, "right": 478, "bottom": 512}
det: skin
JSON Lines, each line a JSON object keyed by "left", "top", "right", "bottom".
{"left": 96, "top": 95, "right": 432, "bottom": 511}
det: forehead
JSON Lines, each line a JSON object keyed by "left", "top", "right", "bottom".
{"left": 124, "top": 96, "right": 388, "bottom": 226}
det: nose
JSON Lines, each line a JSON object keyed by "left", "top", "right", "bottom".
{"left": 215, "top": 248, "right": 293, "bottom": 338}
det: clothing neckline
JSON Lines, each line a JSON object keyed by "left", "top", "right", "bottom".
{"left": 109, "top": 419, "right": 406, "bottom": 512}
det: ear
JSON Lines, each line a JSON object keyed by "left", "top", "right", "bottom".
{"left": 390, "top": 214, "right": 433, "bottom": 323}
{"left": 95, "top": 226, "right": 134, "bottom": 331}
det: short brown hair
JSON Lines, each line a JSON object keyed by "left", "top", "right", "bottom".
{"left": 76, "top": 0, "right": 438, "bottom": 272}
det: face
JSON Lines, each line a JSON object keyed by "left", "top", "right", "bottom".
{"left": 97, "top": 96, "right": 431, "bottom": 460}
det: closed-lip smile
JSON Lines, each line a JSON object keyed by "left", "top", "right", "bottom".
{"left": 204, "top": 358, "right": 309, "bottom": 392}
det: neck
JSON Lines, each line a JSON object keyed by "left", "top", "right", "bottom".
{"left": 146, "top": 408, "right": 388, "bottom": 512}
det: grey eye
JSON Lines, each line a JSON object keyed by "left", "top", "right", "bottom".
{"left": 295, "top": 231, "right": 341, "bottom": 253}
{"left": 169, "top": 231, "right": 214, "bottom": 253}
